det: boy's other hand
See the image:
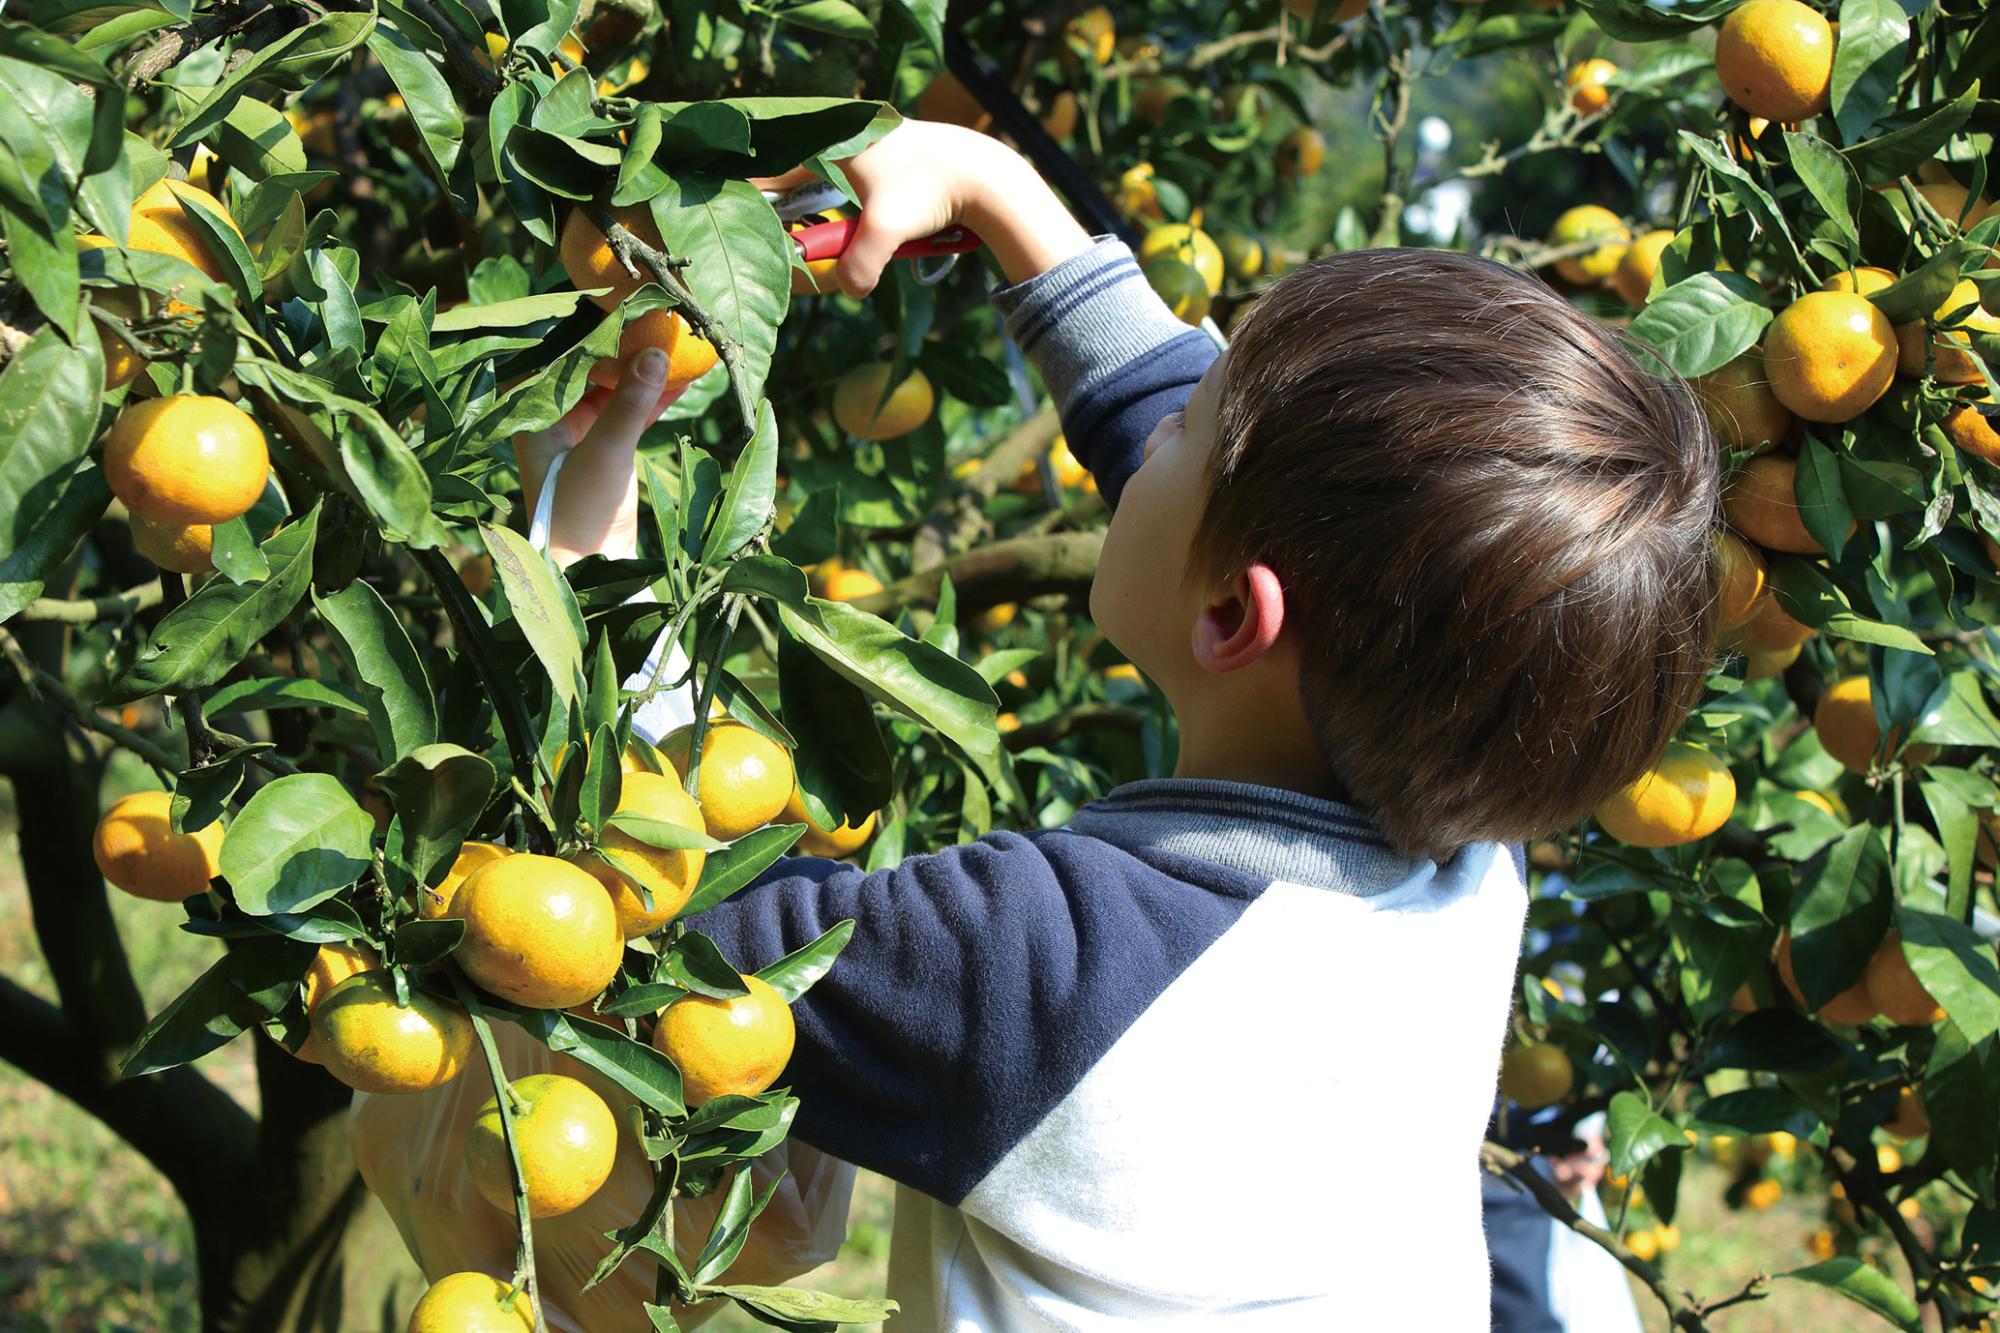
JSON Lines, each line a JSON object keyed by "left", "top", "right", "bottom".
{"left": 755, "top": 118, "right": 1089, "bottom": 297}
{"left": 516, "top": 350, "right": 687, "bottom": 567}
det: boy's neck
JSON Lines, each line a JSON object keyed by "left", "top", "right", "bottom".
{"left": 1170, "top": 697, "right": 1349, "bottom": 803}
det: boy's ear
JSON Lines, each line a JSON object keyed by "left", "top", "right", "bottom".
{"left": 1191, "top": 562, "right": 1286, "bottom": 674}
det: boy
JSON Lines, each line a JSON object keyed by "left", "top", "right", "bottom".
{"left": 509, "top": 120, "right": 1718, "bottom": 1326}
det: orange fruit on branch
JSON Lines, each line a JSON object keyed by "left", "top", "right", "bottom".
{"left": 1499, "top": 1042, "right": 1573, "bottom": 1109}
{"left": 419, "top": 841, "right": 508, "bottom": 920}
{"left": 1762, "top": 291, "right": 1898, "bottom": 423}
{"left": 1138, "top": 222, "right": 1225, "bottom": 295}
{"left": 1713, "top": 530, "right": 1769, "bottom": 632}
{"left": 1594, "top": 742, "right": 1737, "bottom": 847}
{"left": 1863, "top": 930, "right": 1944, "bottom": 1026}
{"left": 576, "top": 769, "right": 709, "bottom": 937}
{"left": 783, "top": 787, "right": 877, "bottom": 858}
{"left": 407, "top": 1271, "right": 537, "bottom": 1333}
{"left": 1815, "top": 674, "right": 1935, "bottom": 774}
{"left": 660, "top": 722, "right": 795, "bottom": 841}
{"left": 91, "top": 790, "right": 223, "bottom": 902}
{"left": 1276, "top": 127, "right": 1326, "bottom": 181}
{"left": 559, "top": 205, "right": 665, "bottom": 311}
{"left": 652, "top": 973, "right": 796, "bottom": 1105}
{"left": 1548, "top": 205, "right": 1629, "bottom": 286}
{"left": 1775, "top": 929, "right": 1878, "bottom": 1024}
{"left": 450, "top": 852, "right": 624, "bottom": 1010}
{"left": 317, "top": 971, "right": 474, "bottom": 1094}
{"left": 465, "top": 1072, "right": 618, "bottom": 1218}
{"left": 1566, "top": 59, "right": 1617, "bottom": 117}
{"left": 1610, "top": 229, "right": 1672, "bottom": 306}
{"left": 1895, "top": 279, "right": 1999, "bottom": 386}
{"left": 1714, "top": 0, "right": 1835, "bottom": 122}
{"left": 832, "top": 362, "right": 935, "bottom": 440}
{"left": 1693, "top": 350, "right": 1794, "bottom": 453}
{"left": 586, "top": 308, "right": 718, "bottom": 397}
{"left": 120, "top": 177, "right": 243, "bottom": 289}
{"left": 129, "top": 515, "right": 214, "bottom": 575}
{"left": 1725, "top": 453, "right": 1850, "bottom": 554}
{"left": 103, "top": 394, "right": 270, "bottom": 526}
{"left": 284, "top": 939, "right": 382, "bottom": 1064}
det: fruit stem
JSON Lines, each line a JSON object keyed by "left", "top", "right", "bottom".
{"left": 680, "top": 594, "right": 743, "bottom": 806}
{"left": 448, "top": 967, "right": 548, "bottom": 1333}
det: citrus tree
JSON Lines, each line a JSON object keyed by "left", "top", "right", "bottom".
{"left": 3, "top": 0, "right": 1999, "bottom": 1328}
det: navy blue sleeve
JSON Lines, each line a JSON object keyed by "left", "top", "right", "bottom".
{"left": 689, "top": 831, "right": 1260, "bottom": 1204}
{"left": 989, "top": 238, "right": 1221, "bottom": 509}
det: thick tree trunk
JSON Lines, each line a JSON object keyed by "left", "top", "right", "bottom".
{"left": 0, "top": 696, "right": 421, "bottom": 1332}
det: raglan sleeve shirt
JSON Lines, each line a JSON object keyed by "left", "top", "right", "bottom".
{"left": 685, "top": 238, "right": 1217, "bottom": 1198}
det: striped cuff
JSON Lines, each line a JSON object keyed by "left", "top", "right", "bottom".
{"left": 990, "top": 238, "right": 1199, "bottom": 412}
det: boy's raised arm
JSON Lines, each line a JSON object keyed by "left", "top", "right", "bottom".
{"left": 822, "top": 123, "right": 1219, "bottom": 507}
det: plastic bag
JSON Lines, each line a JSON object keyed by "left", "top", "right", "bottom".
{"left": 349, "top": 1021, "right": 857, "bottom": 1331}
{"left": 349, "top": 452, "right": 856, "bottom": 1328}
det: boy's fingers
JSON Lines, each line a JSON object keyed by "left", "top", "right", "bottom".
{"left": 582, "top": 348, "right": 670, "bottom": 450}
{"left": 835, "top": 210, "right": 907, "bottom": 299}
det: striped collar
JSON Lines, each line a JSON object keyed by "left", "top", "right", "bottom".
{"left": 1068, "top": 778, "right": 1425, "bottom": 896}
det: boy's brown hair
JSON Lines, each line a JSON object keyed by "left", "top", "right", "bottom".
{"left": 1202, "top": 249, "right": 1720, "bottom": 862}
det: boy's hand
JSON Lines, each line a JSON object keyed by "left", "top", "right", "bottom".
{"left": 516, "top": 349, "right": 686, "bottom": 567}
{"left": 761, "top": 119, "right": 1092, "bottom": 297}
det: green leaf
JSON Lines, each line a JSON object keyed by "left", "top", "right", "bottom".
{"left": 1606, "top": 1089, "right": 1686, "bottom": 1178}
{"left": 433, "top": 291, "right": 592, "bottom": 332}
{"left": 1690, "top": 1087, "right": 1820, "bottom": 1138}
{"left": 1898, "top": 908, "right": 2000, "bottom": 1045}
{"left": 1778, "top": 1259, "right": 1921, "bottom": 1331}
{"left": 664, "top": 932, "right": 751, "bottom": 999}
{"left": 367, "top": 18, "right": 467, "bottom": 209}
{"left": 5, "top": 205, "right": 80, "bottom": 337}
{"left": 171, "top": 175, "right": 261, "bottom": 308}
{"left": 691, "top": 1166, "right": 780, "bottom": 1285}
{"left": 317, "top": 581, "right": 438, "bottom": 760}
{"left": 1830, "top": 0, "right": 1908, "bottom": 141}
{"left": 0, "top": 455, "right": 110, "bottom": 625}
{"left": 375, "top": 744, "right": 497, "bottom": 889}
{"left": 578, "top": 722, "right": 623, "bottom": 834}
{"left": 1913, "top": 671, "right": 2000, "bottom": 748}
{"left": 753, "top": 920, "right": 852, "bottom": 1002}
{"left": 483, "top": 523, "right": 588, "bottom": 709}
{"left": 1924, "top": 1020, "right": 2000, "bottom": 1180}
{"left": 0, "top": 324, "right": 103, "bottom": 571}
{"left": 108, "top": 505, "right": 322, "bottom": 703}
{"left": 647, "top": 176, "right": 790, "bottom": 409}
{"left": 204, "top": 676, "right": 367, "bottom": 715}
{"left": 1678, "top": 133, "right": 1806, "bottom": 280}
{"left": 1796, "top": 435, "right": 1855, "bottom": 559}
{"left": 597, "top": 981, "right": 688, "bottom": 1018}
{"left": 1789, "top": 823, "right": 1890, "bottom": 1008}
{"left": 605, "top": 811, "right": 726, "bottom": 852}
{"left": 700, "top": 399, "right": 778, "bottom": 565}
{"left": 506, "top": 1002, "right": 684, "bottom": 1116}
{"left": 1766, "top": 556, "right": 1932, "bottom": 655}
{"left": 681, "top": 823, "right": 805, "bottom": 918}
{"left": 393, "top": 917, "right": 465, "bottom": 967}
{"left": 212, "top": 97, "right": 304, "bottom": 182}
{"left": 1625, "top": 271, "right": 1774, "bottom": 379}
{"left": 779, "top": 0, "right": 874, "bottom": 37}
{"left": 776, "top": 598, "right": 1001, "bottom": 779}
{"left": 1704, "top": 1008, "right": 1847, "bottom": 1073}
{"left": 1783, "top": 131, "right": 1861, "bottom": 255}
{"left": 218, "top": 772, "right": 376, "bottom": 915}
{"left": 778, "top": 632, "right": 892, "bottom": 829}
{"left": 117, "top": 935, "right": 317, "bottom": 1077}
{"left": 170, "top": 746, "right": 255, "bottom": 833}
{"left": 1844, "top": 84, "right": 1979, "bottom": 184}
{"left": 705, "top": 1284, "right": 898, "bottom": 1329}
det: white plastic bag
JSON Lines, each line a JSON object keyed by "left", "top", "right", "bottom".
{"left": 349, "top": 1023, "right": 857, "bottom": 1331}
{"left": 348, "top": 450, "right": 857, "bottom": 1328}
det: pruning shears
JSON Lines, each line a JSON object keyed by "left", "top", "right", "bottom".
{"left": 766, "top": 180, "right": 982, "bottom": 276}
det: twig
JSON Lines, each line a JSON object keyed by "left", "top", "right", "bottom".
{"left": 1831, "top": 1142, "right": 1963, "bottom": 1327}
{"left": 680, "top": 595, "right": 743, "bottom": 806}
{"left": 14, "top": 582, "right": 164, "bottom": 624}
{"left": 450, "top": 969, "right": 549, "bottom": 1333}
{"left": 587, "top": 200, "right": 760, "bottom": 447}
{"left": 1481, "top": 1141, "right": 1723, "bottom": 1330}
{"left": 0, "top": 629, "right": 182, "bottom": 772}
{"left": 125, "top": 0, "right": 269, "bottom": 88}
{"left": 850, "top": 531, "right": 1103, "bottom": 618}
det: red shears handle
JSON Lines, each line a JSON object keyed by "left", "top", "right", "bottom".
{"left": 790, "top": 216, "right": 983, "bottom": 264}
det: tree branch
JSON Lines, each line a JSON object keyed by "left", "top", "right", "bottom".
{"left": 851, "top": 531, "right": 1102, "bottom": 618}
{"left": 1481, "top": 1141, "right": 1723, "bottom": 1330}
{"left": 14, "top": 581, "right": 164, "bottom": 624}
{"left": 0, "top": 628, "right": 183, "bottom": 773}
{"left": 911, "top": 404, "right": 1062, "bottom": 570}
{"left": 125, "top": 0, "right": 272, "bottom": 89}
{"left": 0, "top": 975, "right": 257, "bottom": 1211}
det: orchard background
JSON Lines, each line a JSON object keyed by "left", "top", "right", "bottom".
{"left": 1, "top": 0, "right": 1998, "bottom": 1327}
